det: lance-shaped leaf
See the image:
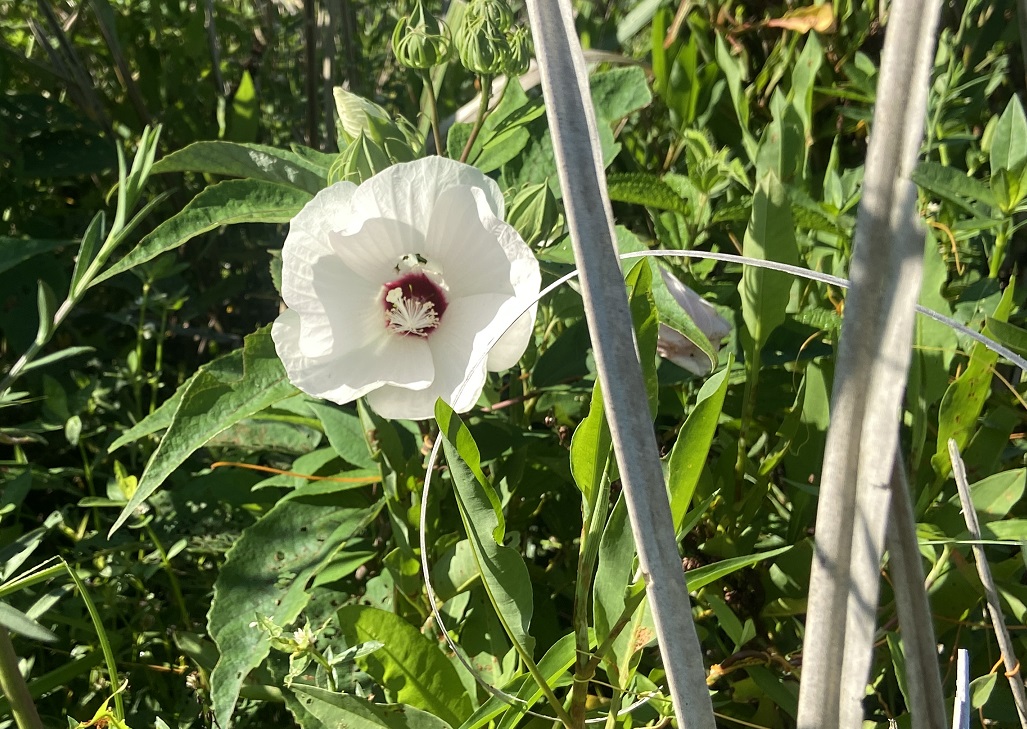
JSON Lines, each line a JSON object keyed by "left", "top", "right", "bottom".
{"left": 109, "top": 327, "right": 298, "bottom": 535}
{"left": 149, "top": 141, "right": 328, "bottom": 194}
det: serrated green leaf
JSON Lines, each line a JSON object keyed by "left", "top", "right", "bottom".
{"left": 435, "top": 401, "right": 534, "bottom": 658}
{"left": 667, "top": 367, "right": 729, "bottom": 530}
{"left": 738, "top": 171, "right": 799, "bottom": 349}
{"left": 149, "top": 141, "right": 327, "bottom": 194}
{"left": 336, "top": 606, "right": 472, "bottom": 726}
{"left": 607, "top": 173, "right": 690, "bottom": 215}
{"left": 93, "top": 180, "right": 312, "bottom": 286}
{"left": 208, "top": 493, "right": 380, "bottom": 727}
{"left": 109, "top": 327, "right": 298, "bottom": 535}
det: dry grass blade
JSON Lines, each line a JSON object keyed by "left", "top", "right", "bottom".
{"left": 949, "top": 439, "right": 1027, "bottom": 728}
{"left": 524, "top": 1, "right": 716, "bottom": 726}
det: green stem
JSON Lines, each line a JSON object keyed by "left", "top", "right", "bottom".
{"left": 0, "top": 631, "right": 44, "bottom": 729}
{"left": 459, "top": 75, "right": 493, "bottom": 164}
{"left": 63, "top": 559, "right": 124, "bottom": 719}
{"left": 143, "top": 524, "right": 192, "bottom": 629}
{"left": 421, "top": 69, "right": 444, "bottom": 155}
{"left": 989, "top": 222, "right": 1011, "bottom": 279}
{"left": 570, "top": 455, "right": 612, "bottom": 728}
{"left": 133, "top": 280, "right": 151, "bottom": 422}
{"left": 734, "top": 340, "right": 761, "bottom": 497}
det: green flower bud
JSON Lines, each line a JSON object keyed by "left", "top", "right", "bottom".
{"left": 455, "top": 0, "right": 514, "bottom": 76}
{"left": 392, "top": 0, "right": 451, "bottom": 70}
{"left": 332, "top": 86, "right": 417, "bottom": 163}
{"left": 506, "top": 181, "right": 559, "bottom": 246}
{"left": 504, "top": 25, "right": 531, "bottom": 77}
{"left": 331, "top": 131, "right": 391, "bottom": 184}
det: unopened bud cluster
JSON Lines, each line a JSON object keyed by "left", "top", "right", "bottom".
{"left": 393, "top": 0, "right": 530, "bottom": 77}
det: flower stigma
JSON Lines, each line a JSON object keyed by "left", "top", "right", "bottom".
{"left": 382, "top": 269, "right": 448, "bottom": 337}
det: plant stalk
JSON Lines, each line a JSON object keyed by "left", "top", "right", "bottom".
{"left": 0, "top": 631, "right": 44, "bottom": 729}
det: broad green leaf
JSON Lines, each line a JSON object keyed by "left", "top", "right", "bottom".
{"left": 970, "top": 672, "right": 998, "bottom": 709}
{"left": 109, "top": 327, "right": 298, "bottom": 535}
{"left": 0, "top": 237, "right": 72, "bottom": 276}
{"left": 149, "top": 141, "right": 327, "bottom": 194}
{"left": 947, "top": 468, "right": 1026, "bottom": 522}
{"left": 667, "top": 367, "right": 729, "bottom": 530}
{"left": 754, "top": 96, "right": 805, "bottom": 183}
{"left": 607, "top": 172, "right": 690, "bottom": 215}
{"left": 624, "top": 260, "right": 659, "bottom": 410}
{"left": 933, "top": 282, "right": 1015, "bottom": 477}
{"left": 449, "top": 79, "right": 542, "bottom": 173}
{"left": 738, "top": 171, "right": 799, "bottom": 349}
{"left": 208, "top": 492, "right": 380, "bottom": 727}
{"left": 108, "top": 370, "right": 199, "bottom": 452}
{"left": 685, "top": 545, "right": 792, "bottom": 592}
{"left": 93, "top": 180, "right": 312, "bottom": 286}
{"left": 990, "top": 96, "right": 1027, "bottom": 178}
{"left": 715, "top": 35, "right": 757, "bottom": 162}
{"left": 337, "top": 606, "right": 473, "bottom": 726}
{"left": 435, "top": 401, "right": 534, "bottom": 658}
{"left": 0, "top": 601, "right": 57, "bottom": 643}
{"left": 591, "top": 66, "right": 653, "bottom": 122}
{"left": 290, "top": 685, "right": 452, "bottom": 729}
{"left": 307, "top": 402, "right": 377, "bottom": 470}
{"left": 789, "top": 34, "right": 822, "bottom": 150}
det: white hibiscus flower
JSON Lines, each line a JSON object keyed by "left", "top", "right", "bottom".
{"left": 657, "top": 268, "right": 732, "bottom": 376}
{"left": 272, "top": 156, "right": 541, "bottom": 420}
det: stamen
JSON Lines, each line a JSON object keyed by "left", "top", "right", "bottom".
{"left": 385, "top": 287, "right": 440, "bottom": 336}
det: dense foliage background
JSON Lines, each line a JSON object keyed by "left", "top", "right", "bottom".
{"left": 3, "top": 0, "right": 1027, "bottom": 727}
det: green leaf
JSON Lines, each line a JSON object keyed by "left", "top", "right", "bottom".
{"left": 109, "top": 327, "right": 298, "bottom": 535}
{"left": 290, "top": 685, "right": 452, "bottom": 729}
{"left": 460, "top": 631, "right": 581, "bottom": 729}
{"left": 0, "top": 237, "right": 73, "bottom": 276}
{"left": 435, "top": 401, "right": 535, "bottom": 658}
{"left": 149, "top": 141, "right": 328, "bottom": 194}
{"left": 69, "top": 211, "right": 105, "bottom": 296}
{"left": 738, "top": 171, "right": 799, "bottom": 349}
{"left": 948, "top": 468, "right": 1026, "bottom": 522}
{"left": 667, "top": 367, "right": 729, "bottom": 531}
{"left": 685, "top": 545, "right": 792, "bottom": 592}
{"left": 570, "top": 380, "right": 610, "bottom": 508}
{"left": 33, "top": 280, "right": 56, "bottom": 347}
{"left": 990, "top": 96, "right": 1027, "bottom": 179}
{"left": 970, "top": 672, "right": 998, "bottom": 709}
{"left": 307, "top": 402, "right": 377, "bottom": 470}
{"left": 590, "top": 66, "right": 653, "bottom": 121}
{"left": 983, "top": 317, "right": 1027, "bottom": 357}
{"left": 208, "top": 493, "right": 380, "bottom": 727}
{"left": 933, "top": 282, "right": 1015, "bottom": 477}
{"left": 228, "top": 70, "right": 259, "bottom": 143}
{"left": 336, "top": 606, "right": 473, "bottom": 726}
{"left": 0, "top": 601, "right": 57, "bottom": 643}
{"left": 607, "top": 172, "right": 690, "bottom": 215}
{"left": 20, "top": 347, "right": 95, "bottom": 374}
{"left": 93, "top": 180, "right": 312, "bottom": 286}
{"left": 912, "top": 161, "right": 996, "bottom": 216}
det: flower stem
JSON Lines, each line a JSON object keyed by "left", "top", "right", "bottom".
{"left": 989, "top": 222, "right": 1011, "bottom": 279}
{"left": 421, "top": 70, "right": 445, "bottom": 155}
{"left": 0, "top": 631, "right": 43, "bottom": 729}
{"left": 460, "top": 74, "right": 493, "bottom": 164}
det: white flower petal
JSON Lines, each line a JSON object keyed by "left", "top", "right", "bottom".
{"left": 348, "top": 157, "right": 505, "bottom": 240}
{"left": 273, "top": 309, "right": 435, "bottom": 405}
{"left": 657, "top": 324, "right": 715, "bottom": 375}
{"left": 485, "top": 306, "right": 536, "bottom": 371}
{"left": 329, "top": 216, "right": 423, "bottom": 284}
{"left": 660, "top": 268, "right": 732, "bottom": 342}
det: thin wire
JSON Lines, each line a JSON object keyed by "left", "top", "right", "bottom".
{"left": 419, "top": 248, "right": 1026, "bottom": 723}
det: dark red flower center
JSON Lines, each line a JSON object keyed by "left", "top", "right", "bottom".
{"left": 381, "top": 271, "right": 448, "bottom": 337}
